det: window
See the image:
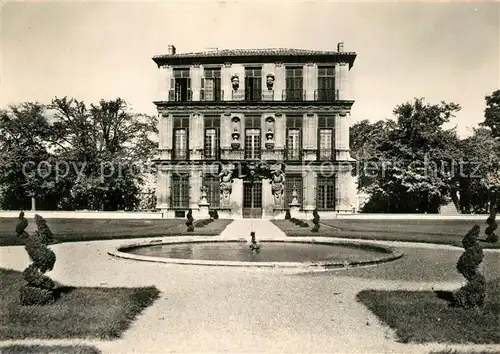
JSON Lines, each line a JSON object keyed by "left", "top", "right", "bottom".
{"left": 203, "top": 175, "right": 220, "bottom": 209}
{"left": 316, "top": 176, "right": 335, "bottom": 211}
{"left": 317, "top": 66, "right": 335, "bottom": 101}
{"left": 171, "top": 68, "right": 191, "bottom": 101}
{"left": 285, "top": 67, "right": 303, "bottom": 101}
{"left": 286, "top": 115, "right": 303, "bottom": 160}
{"left": 318, "top": 129, "right": 333, "bottom": 160}
{"left": 245, "top": 67, "right": 262, "bottom": 101}
{"left": 201, "top": 68, "right": 222, "bottom": 101}
{"left": 287, "top": 129, "right": 301, "bottom": 160}
{"left": 245, "top": 129, "right": 261, "bottom": 159}
{"left": 204, "top": 115, "right": 220, "bottom": 159}
{"left": 318, "top": 115, "right": 335, "bottom": 160}
{"left": 285, "top": 175, "right": 303, "bottom": 207}
{"left": 173, "top": 116, "right": 189, "bottom": 160}
{"left": 171, "top": 175, "right": 190, "bottom": 209}
{"left": 204, "top": 129, "right": 217, "bottom": 159}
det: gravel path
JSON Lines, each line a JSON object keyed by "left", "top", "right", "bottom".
{"left": 1, "top": 221, "right": 500, "bottom": 353}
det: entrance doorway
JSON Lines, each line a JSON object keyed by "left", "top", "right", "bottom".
{"left": 243, "top": 180, "right": 263, "bottom": 218}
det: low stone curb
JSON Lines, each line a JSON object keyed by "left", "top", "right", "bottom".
{"left": 108, "top": 236, "right": 404, "bottom": 269}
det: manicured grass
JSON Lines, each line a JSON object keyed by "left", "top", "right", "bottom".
{"left": 0, "top": 268, "right": 160, "bottom": 340}
{"left": 357, "top": 278, "right": 500, "bottom": 344}
{"left": 272, "top": 219, "right": 500, "bottom": 248}
{"left": 0, "top": 345, "right": 101, "bottom": 354}
{"left": 0, "top": 218, "right": 232, "bottom": 246}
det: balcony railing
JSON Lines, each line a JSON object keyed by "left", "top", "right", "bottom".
{"left": 200, "top": 89, "right": 224, "bottom": 102}
{"left": 166, "top": 88, "right": 342, "bottom": 102}
{"left": 314, "top": 89, "right": 339, "bottom": 102}
{"left": 168, "top": 89, "right": 193, "bottom": 102}
{"left": 285, "top": 149, "right": 302, "bottom": 161}
{"left": 203, "top": 148, "right": 220, "bottom": 160}
{"left": 317, "top": 149, "right": 335, "bottom": 160}
{"left": 171, "top": 149, "right": 189, "bottom": 161}
{"left": 282, "top": 89, "right": 306, "bottom": 102}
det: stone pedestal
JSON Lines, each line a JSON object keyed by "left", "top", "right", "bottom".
{"left": 198, "top": 202, "right": 210, "bottom": 218}
{"left": 289, "top": 202, "right": 301, "bottom": 218}
{"left": 198, "top": 186, "right": 210, "bottom": 219}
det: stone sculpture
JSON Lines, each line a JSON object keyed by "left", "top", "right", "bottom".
{"left": 271, "top": 168, "right": 285, "bottom": 205}
{"left": 219, "top": 167, "right": 233, "bottom": 202}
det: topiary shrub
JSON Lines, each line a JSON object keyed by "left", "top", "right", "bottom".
{"left": 485, "top": 211, "right": 498, "bottom": 243}
{"left": 300, "top": 221, "right": 309, "bottom": 227}
{"left": 452, "top": 225, "right": 486, "bottom": 308}
{"left": 284, "top": 209, "right": 291, "bottom": 220}
{"left": 213, "top": 210, "right": 219, "bottom": 220}
{"left": 452, "top": 273, "right": 486, "bottom": 308}
{"left": 462, "top": 224, "right": 480, "bottom": 249}
{"left": 16, "top": 211, "right": 29, "bottom": 240}
{"left": 311, "top": 209, "right": 320, "bottom": 232}
{"left": 20, "top": 214, "right": 57, "bottom": 306}
{"left": 186, "top": 209, "right": 194, "bottom": 232}
{"left": 34, "top": 214, "right": 54, "bottom": 244}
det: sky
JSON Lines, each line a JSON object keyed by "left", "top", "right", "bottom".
{"left": 1, "top": 1, "right": 499, "bottom": 137}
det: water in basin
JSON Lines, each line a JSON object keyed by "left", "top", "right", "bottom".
{"left": 125, "top": 241, "right": 389, "bottom": 263}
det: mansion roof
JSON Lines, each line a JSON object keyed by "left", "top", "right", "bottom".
{"left": 152, "top": 48, "right": 357, "bottom": 68}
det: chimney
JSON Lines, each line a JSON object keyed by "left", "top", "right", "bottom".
{"left": 337, "top": 42, "right": 344, "bottom": 52}
{"left": 167, "top": 45, "right": 176, "bottom": 55}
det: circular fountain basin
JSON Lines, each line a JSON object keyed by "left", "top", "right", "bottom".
{"left": 109, "top": 238, "right": 404, "bottom": 269}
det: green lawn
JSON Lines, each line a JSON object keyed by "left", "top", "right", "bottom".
{"left": 272, "top": 219, "right": 500, "bottom": 248}
{"left": 357, "top": 278, "right": 500, "bottom": 344}
{"left": 0, "top": 268, "right": 160, "bottom": 340}
{"left": 0, "top": 345, "right": 101, "bottom": 354}
{"left": 0, "top": 218, "right": 232, "bottom": 246}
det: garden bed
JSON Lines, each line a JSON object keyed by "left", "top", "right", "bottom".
{"left": 0, "top": 345, "right": 101, "bottom": 354}
{"left": 0, "top": 268, "right": 160, "bottom": 340}
{"left": 357, "top": 278, "right": 500, "bottom": 344}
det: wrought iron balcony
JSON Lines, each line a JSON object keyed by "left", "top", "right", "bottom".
{"left": 203, "top": 148, "right": 220, "bottom": 160}
{"left": 285, "top": 149, "right": 302, "bottom": 161}
{"left": 317, "top": 149, "right": 335, "bottom": 160}
{"left": 282, "top": 89, "right": 306, "bottom": 102}
{"left": 200, "top": 89, "right": 224, "bottom": 102}
{"left": 314, "top": 89, "right": 339, "bottom": 102}
{"left": 171, "top": 149, "right": 190, "bottom": 161}
{"left": 168, "top": 89, "right": 193, "bottom": 102}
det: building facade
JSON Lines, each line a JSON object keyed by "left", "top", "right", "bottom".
{"left": 153, "top": 44, "right": 357, "bottom": 219}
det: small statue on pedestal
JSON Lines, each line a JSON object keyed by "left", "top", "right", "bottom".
{"left": 249, "top": 232, "right": 260, "bottom": 252}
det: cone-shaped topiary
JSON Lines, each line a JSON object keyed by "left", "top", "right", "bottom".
{"left": 186, "top": 209, "right": 194, "bottom": 232}
{"left": 213, "top": 210, "right": 219, "bottom": 220}
{"left": 20, "top": 214, "right": 57, "bottom": 306}
{"left": 452, "top": 225, "right": 486, "bottom": 308}
{"left": 311, "top": 209, "right": 320, "bottom": 232}
{"left": 284, "top": 209, "right": 291, "bottom": 220}
{"left": 16, "top": 211, "right": 29, "bottom": 239}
